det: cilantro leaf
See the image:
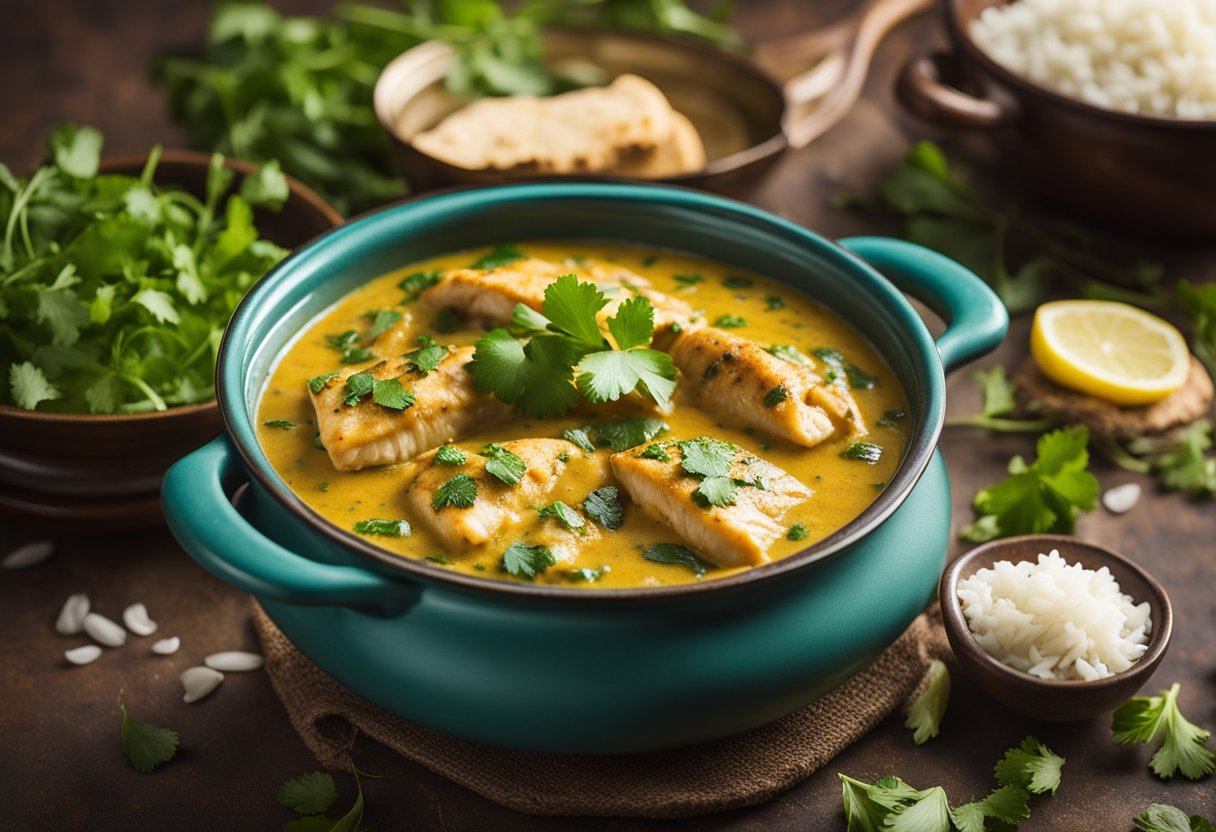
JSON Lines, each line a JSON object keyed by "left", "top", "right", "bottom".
{"left": 542, "top": 274, "right": 608, "bottom": 348}
{"left": 399, "top": 270, "right": 442, "bottom": 303}
{"left": 1128, "top": 420, "right": 1216, "bottom": 496}
{"left": 468, "top": 329, "right": 581, "bottom": 419}
{"left": 714, "top": 313, "right": 747, "bottom": 328}
{"left": 605, "top": 294, "right": 654, "bottom": 350}
{"left": 677, "top": 436, "right": 737, "bottom": 478}
{"left": 362, "top": 309, "right": 402, "bottom": 341}
{"left": 840, "top": 442, "right": 883, "bottom": 463}
{"left": 765, "top": 294, "right": 785, "bottom": 310}
{"left": 577, "top": 348, "right": 676, "bottom": 405}
{"left": 470, "top": 244, "right": 525, "bottom": 270}
{"left": 1112, "top": 683, "right": 1215, "bottom": 780}
{"left": 119, "top": 698, "right": 179, "bottom": 773}
{"left": 10, "top": 361, "right": 61, "bottom": 410}
{"left": 692, "top": 476, "right": 740, "bottom": 508}
{"left": 277, "top": 772, "right": 337, "bottom": 815}
{"left": 480, "top": 443, "right": 527, "bottom": 486}
{"left": 813, "top": 347, "right": 877, "bottom": 390}
{"left": 904, "top": 659, "right": 950, "bottom": 745}
{"left": 767, "top": 343, "right": 812, "bottom": 366}
{"left": 950, "top": 785, "right": 1031, "bottom": 830}
{"left": 787, "top": 523, "right": 809, "bottom": 541}
{"left": 763, "top": 384, "right": 789, "bottom": 408}
{"left": 239, "top": 159, "right": 288, "bottom": 209}
{"left": 352, "top": 519, "right": 411, "bottom": 537}
{"left": 512, "top": 302, "right": 551, "bottom": 333}
{"left": 974, "top": 366, "right": 1016, "bottom": 417}
{"left": 435, "top": 444, "right": 468, "bottom": 466}
{"left": 583, "top": 486, "right": 624, "bottom": 530}
{"left": 264, "top": 419, "right": 297, "bottom": 430}
{"left": 432, "top": 474, "right": 477, "bottom": 510}
{"left": 1134, "top": 803, "right": 1215, "bottom": 832}
{"left": 994, "top": 735, "right": 1064, "bottom": 794}
{"left": 501, "top": 541, "right": 555, "bottom": 580}
{"left": 593, "top": 418, "right": 667, "bottom": 452}
{"left": 878, "top": 409, "right": 906, "bottom": 428}
{"left": 640, "top": 443, "right": 671, "bottom": 461}
{"left": 673, "top": 273, "right": 704, "bottom": 287}
{"left": 404, "top": 335, "right": 447, "bottom": 375}
{"left": 50, "top": 123, "right": 102, "bottom": 179}
{"left": 643, "top": 543, "right": 712, "bottom": 576}
{"left": 537, "top": 500, "right": 585, "bottom": 530}
{"left": 307, "top": 371, "right": 339, "bottom": 393}
{"left": 723, "top": 276, "right": 753, "bottom": 289}
{"left": 562, "top": 427, "right": 596, "bottom": 453}
{"left": 370, "top": 377, "right": 413, "bottom": 410}
{"left": 886, "top": 785, "right": 951, "bottom": 832}
{"left": 425, "top": 555, "right": 454, "bottom": 566}
{"left": 566, "top": 565, "right": 609, "bottom": 583}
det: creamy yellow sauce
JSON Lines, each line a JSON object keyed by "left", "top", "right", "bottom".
{"left": 257, "top": 242, "right": 909, "bottom": 588}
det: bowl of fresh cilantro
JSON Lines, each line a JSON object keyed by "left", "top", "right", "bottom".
{"left": 0, "top": 124, "right": 341, "bottom": 528}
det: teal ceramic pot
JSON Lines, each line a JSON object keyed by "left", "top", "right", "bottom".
{"left": 163, "top": 184, "right": 1006, "bottom": 754}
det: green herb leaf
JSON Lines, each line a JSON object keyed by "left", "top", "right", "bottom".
{"left": 470, "top": 244, "right": 526, "bottom": 270}
{"left": 1127, "top": 420, "right": 1216, "bottom": 496}
{"left": 480, "top": 443, "right": 527, "bottom": 486}
{"left": 277, "top": 772, "right": 337, "bottom": 815}
{"left": 640, "top": 443, "right": 671, "bottom": 461}
{"left": 353, "top": 518, "right": 411, "bottom": 537}
{"left": 50, "top": 123, "right": 103, "bottom": 179}
{"left": 341, "top": 372, "right": 374, "bottom": 407}
{"left": 583, "top": 486, "right": 624, "bottom": 530}
{"left": 904, "top": 660, "right": 950, "bottom": 745}
{"left": 1112, "top": 683, "right": 1215, "bottom": 780}
{"left": 673, "top": 273, "right": 704, "bottom": 287}
{"left": 812, "top": 347, "right": 877, "bottom": 390}
{"left": 432, "top": 473, "right": 478, "bottom": 510}
{"left": 714, "top": 314, "right": 747, "bottom": 328}
{"left": 404, "top": 335, "right": 447, "bottom": 375}
{"left": 119, "top": 697, "right": 179, "bottom": 773}
{"left": 371, "top": 377, "right": 414, "bottom": 410}
{"left": 263, "top": 419, "right": 297, "bottom": 430}
{"left": 975, "top": 366, "right": 1016, "bottom": 418}
{"left": 468, "top": 329, "right": 581, "bottom": 419}
{"left": 643, "top": 543, "right": 712, "bottom": 576}
{"left": 239, "top": 159, "right": 288, "bottom": 209}
{"left": 566, "top": 565, "right": 609, "bottom": 583}
{"left": 765, "top": 294, "right": 785, "bottom": 310}
{"left": 307, "top": 371, "right": 339, "bottom": 394}
{"left": 763, "top": 384, "right": 789, "bottom": 408}
{"left": 9, "top": 362, "right": 61, "bottom": 410}
{"left": 591, "top": 418, "right": 668, "bottom": 452}
{"left": 1134, "top": 803, "right": 1215, "bottom": 832}
{"left": 723, "top": 276, "right": 753, "bottom": 289}
{"left": 562, "top": 426, "right": 596, "bottom": 453}
{"left": 994, "top": 735, "right": 1065, "bottom": 794}
{"left": 692, "top": 476, "right": 740, "bottom": 508}
{"left": 787, "top": 523, "right": 809, "bottom": 541}
{"left": 767, "top": 343, "right": 812, "bottom": 366}
{"left": 840, "top": 442, "right": 883, "bottom": 463}
{"left": 605, "top": 294, "right": 655, "bottom": 350}
{"left": 362, "top": 309, "right": 402, "bottom": 341}
{"left": 542, "top": 274, "right": 608, "bottom": 348}
{"left": 501, "top": 541, "right": 555, "bottom": 580}
{"left": 677, "top": 436, "right": 737, "bottom": 478}
{"left": 878, "top": 409, "right": 907, "bottom": 428}
{"left": 577, "top": 348, "right": 676, "bottom": 405}
{"left": 425, "top": 555, "right": 454, "bottom": 566}
{"left": 537, "top": 500, "right": 585, "bottom": 530}
{"left": 435, "top": 444, "right": 468, "bottom": 466}
{"left": 400, "top": 270, "right": 442, "bottom": 303}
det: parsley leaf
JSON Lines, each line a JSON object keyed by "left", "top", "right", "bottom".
{"left": 904, "top": 659, "right": 950, "bottom": 746}
{"left": 399, "top": 270, "right": 442, "bottom": 303}
{"left": 962, "top": 426, "right": 1099, "bottom": 542}
{"left": 1134, "top": 803, "right": 1215, "bottom": 832}
{"left": 435, "top": 444, "right": 468, "bottom": 466}
{"left": 404, "top": 335, "right": 447, "bottom": 375}
{"left": 470, "top": 244, "right": 526, "bottom": 270}
{"left": 432, "top": 474, "right": 477, "bottom": 510}
{"left": 307, "top": 371, "right": 339, "bottom": 393}
{"left": 278, "top": 772, "right": 337, "bottom": 815}
{"left": 480, "top": 443, "right": 527, "bottom": 486}
{"left": 1112, "top": 683, "right": 1215, "bottom": 780}
{"left": 763, "top": 384, "right": 789, "bottom": 408}
{"left": 767, "top": 343, "right": 812, "bottom": 366}
{"left": 643, "top": 543, "right": 712, "bottom": 576}
{"left": 353, "top": 519, "right": 411, "bottom": 537}
{"left": 501, "top": 541, "right": 555, "bottom": 580}
{"left": 537, "top": 500, "right": 585, "bottom": 530}
{"left": 119, "top": 697, "right": 179, "bottom": 773}
{"left": 263, "top": 419, "right": 297, "bottom": 430}
{"left": 371, "top": 377, "right": 414, "bottom": 410}
{"left": 714, "top": 313, "right": 747, "bottom": 328}
{"left": 787, "top": 523, "right": 809, "bottom": 541}
{"left": 840, "top": 442, "right": 883, "bottom": 463}
{"left": 677, "top": 436, "right": 737, "bottom": 478}
{"left": 583, "top": 486, "right": 624, "bottom": 530}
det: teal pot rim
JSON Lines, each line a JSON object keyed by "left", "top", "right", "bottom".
{"left": 216, "top": 183, "right": 1002, "bottom": 603}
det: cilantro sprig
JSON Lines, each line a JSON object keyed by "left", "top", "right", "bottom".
{"left": 905, "top": 659, "right": 950, "bottom": 746}
{"left": 1112, "top": 683, "right": 1214, "bottom": 780}
{"left": 119, "top": 695, "right": 179, "bottom": 774}
{"left": 1134, "top": 803, "right": 1214, "bottom": 832}
{"left": 468, "top": 275, "right": 676, "bottom": 419}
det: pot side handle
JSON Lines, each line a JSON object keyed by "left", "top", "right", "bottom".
{"left": 840, "top": 236, "right": 1008, "bottom": 374}
{"left": 162, "top": 436, "right": 414, "bottom": 608}
{"left": 896, "top": 52, "right": 1013, "bottom": 129}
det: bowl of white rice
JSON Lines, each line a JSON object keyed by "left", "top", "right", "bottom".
{"left": 895, "top": 0, "right": 1216, "bottom": 237}
{"left": 940, "top": 535, "right": 1172, "bottom": 721}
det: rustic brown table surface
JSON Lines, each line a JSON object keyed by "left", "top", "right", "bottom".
{"left": 3, "top": 2, "right": 1214, "bottom": 830}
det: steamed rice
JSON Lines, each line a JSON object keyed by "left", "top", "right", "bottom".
{"left": 957, "top": 549, "right": 1151, "bottom": 681}
{"left": 971, "top": 0, "right": 1216, "bottom": 119}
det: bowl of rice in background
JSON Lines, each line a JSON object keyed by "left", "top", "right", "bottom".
{"left": 940, "top": 534, "right": 1172, "bottom": 722}
{"left": 894, "top": 0, "right": 1216, "bottom": 237}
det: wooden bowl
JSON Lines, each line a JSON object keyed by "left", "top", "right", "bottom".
{"left": 0, "top": 151, "right": 342, "bottom": 530}
{"left": 940, "top": 535, "right": 1172, "bottom": 722}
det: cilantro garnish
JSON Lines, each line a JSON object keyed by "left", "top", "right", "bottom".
{"left": 277, "top": 772, "right": 336, "bottom": 815}
{"left": 723, "top": 276, "right": 753, "bottom": 289}
{"left": 399, "top": 270, "right": 442, "bottom": 303}
{"left": 763, "top": 384, "right": 789, "bottom": 408}
{"left": 767, "top": 343, "right": 812, "bottom": 366}
{"left": 562, "top": 426, "right": 596, "bottom": 453}
{"left": 1112, "top": 683, "right": 1215, "bottom": 780}
{"left": 1134, "top": 803, "right": 1214, "bottom": 832}
{"left": 537, "top": 500, "right": 585, "bottom": 531}
{"left": 468, "top": 276, "right": 677, "bottom": 418}
{"left": 840, "top": 442, "right": 883, "bottom": 463}
{"left": 692, "top": 476, "right": 742, "bottom": 508}
{"left": 501, "top": 541, "right": 555, "bottom": 580}
{"left": 326, "top": 330, "right": 374, "bottom": 364}
{"left": 905, "top": 659, "right": 950, "bottom": 745}
{"left": 404, "top": 334, "right": 447, "bottom": 375}
{"left": 479, "top": 443, "right": 527, "bottom": 486}
{"left": 470, "top": 244, "right": 526, "bottom": 270}
{"left": 371, "top": 377, "right": 414, "bottom": 410}
{"left": 677, "top": 436, "right": 737, "bottom": 478}
{"left": 425, "top": 555, "right": 454, "bottom": 565}
{"left": 673, "top": 273, "right": 704, "bottom": 288}
{"left": 640, "top": 443, "right": 671, "bottom": 461}
{"left": 961, "top": 426, "right": 1099, "bottom": 542}
{"left": 787, "top": 523, "right": 809, "bottom": 541}
{"left": 119, "top": 696, "right": 179, "bottom": 774}
{"left": 878, "top": 409, "right": 907, "bottom": 428}
{"left": 341, "top": 372, "right": 374, "bottom": 406}
{"left": 643, "top": 543, "right": 712, "bottom": 576}
{"left": 765, "top": 294, "right": 785, "bottom": 310}
{"left": 435, "top": 444, "right": 468, "bottom": 466}
{"left": 307, "top": 371, "right": 339, "bottom": 394}
{"left": 594, "top": 418, "right": 667, "bottom": 452}
{"left": 583, "top": 486, "right": 624, "bottom": 530}
{"left": 352, "top": 518, "right": 411, "bottom": 537}
{"left": 1127, "top": 420, "right": 1216, "bottom": 496}
{"left": 812, "top": 347, "right": 877, "bottom": 390}
{"left": 945, "top": 366, "right": 1051, "bottom": 433}
{"left": 432, "top": 474, "right": 477, "bottom": 510}
{"left": 714, "top": 314, "right": 747, "bottom": 328}
{"left": 263, "top": 419, "right": 297, "bottom": 430}
{"left": 362, "top": 308, "right": 402, "bottom": 341}
{"left": 566, "top": 565, "right": 609, "bottom": 583}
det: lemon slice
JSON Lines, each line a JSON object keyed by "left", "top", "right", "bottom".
{"left": 1030, "top": 300, "right": 1190, "bottom": 406}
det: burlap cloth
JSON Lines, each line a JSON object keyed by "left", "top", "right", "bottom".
{"left": 252, "top": 602, "right": 951, "bottom": 819}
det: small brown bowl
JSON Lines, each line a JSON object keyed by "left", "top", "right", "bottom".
{"left": 0, "top": 151, "right": 342, "bottom": 530}
{"left": 940, "top": 534, "right": 1172, "bottom": 722}
{"left": 896, "top": 0, "right": 1216, "bottom": 237}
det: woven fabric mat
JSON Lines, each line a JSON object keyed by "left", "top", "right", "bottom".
{"left": 253, "top": 602, "right": 950, "bottom": 819}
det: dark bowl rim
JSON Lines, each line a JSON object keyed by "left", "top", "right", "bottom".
{"left": 0, "top": 148, "right": 343, "bottom": 424}
{"left": 217, "top": 182, "right": 947, "bottom": 604}
{"left": 372, "top": 25, "right": 790, "bottom": 184}
{"left": 940, "top": 533, "right": 1173, "bottom": 691}
{"left": 944, "top": 0, "right": 1216, "bottom": 131}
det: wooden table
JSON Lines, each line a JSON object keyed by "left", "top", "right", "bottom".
{"left": 3, "top": 2, "right": 1213, "bottom": 829}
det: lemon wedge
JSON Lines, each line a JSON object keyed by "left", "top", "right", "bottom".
{"left": 1030, "top": 300, "right": 1190, "bottom": 406}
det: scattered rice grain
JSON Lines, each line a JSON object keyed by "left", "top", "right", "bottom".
{"left": 82, "top": 612, "right": 127, "bottom": 647}
{"left": 181, "top": 666, "right": 224, "bottom": 703}
{"left": 2, "top": 540, "right": 53, "bottom": 570}
{"left": 151, "top": 637, "right": 181, "bottom": 656}
{"left": 204, "top": 651, "right": 264, "bottom": 672}
{"left": 1102, "top": 482, "right": 1142, "bottom": 514}
{"left": 122, "top": 603, "right": 158, "bottom": 636}
{"left": 64, "top": 645, "right": 103, "bottom": 666}
{"left": 55, "top": 593, "right": 90, "bottom": 636}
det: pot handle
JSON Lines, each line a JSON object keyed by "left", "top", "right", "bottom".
{"left": 839, "top": 236, "right": 1008, "bottom": 374}
{"left": 896, "top": 52, "right": 1013, "bottom": 129}
{"left": 162, "top": 436, "right": 416, "bottom": 609}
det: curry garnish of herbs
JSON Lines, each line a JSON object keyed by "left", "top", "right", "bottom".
{"left": 256, "top": 242, "right": 909, "bottom": 588}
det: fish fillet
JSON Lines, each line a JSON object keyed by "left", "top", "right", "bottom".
{"left": 310, "top": 346, "right": 514, "bottom": 472}
{"left": 611, "top": 442, "right": 811, "bottom": 568}
{"left": 670, "top": 327, "right": 866, "bottom": 446}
